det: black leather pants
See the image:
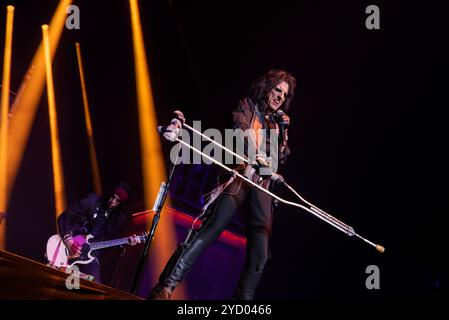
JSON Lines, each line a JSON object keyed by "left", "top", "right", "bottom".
{"left": 152, "top": 179, "right": 273, "bottom": 300}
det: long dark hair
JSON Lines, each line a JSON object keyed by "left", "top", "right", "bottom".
{"left": 249, "top": 69, "right": 296, "bottom": 113}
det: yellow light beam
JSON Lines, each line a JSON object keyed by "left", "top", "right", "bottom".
{"left": 129, "top": 0, "right": 184, "bottom": 297}
{"left": 0, "top": 5, "right": 15, "bottom": 250}
{"left": 6, "top": 0, "right": 72, "bottom": 203}
{"left": 42, "top": 24, "right": 66, "bottom": 216}
{"left": 75, "top": 42, "right": 102, "bottom": 195}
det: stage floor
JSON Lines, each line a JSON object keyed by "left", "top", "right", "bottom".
{"left": 0, "top": 250, "right": 142, "bottom": 300}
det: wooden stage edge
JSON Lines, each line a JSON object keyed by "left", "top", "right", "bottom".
{"left": 0, "top": 250, "right": 142, "bottom": 300}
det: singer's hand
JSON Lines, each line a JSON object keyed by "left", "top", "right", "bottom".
{"left": 280, "top": 114, "right": 290, "bottom": 127}
{"left": 255, "top": 155, "right": 271, "bottom": 168}
{"left": 270, "top": 173, "right": 285, "bottom": 184}
{"left": 159, "top": 118, "right": 182, "bottom": 141}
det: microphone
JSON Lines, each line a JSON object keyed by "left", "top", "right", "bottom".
{"left": 275, "top": 109, "right": 289, "bottom": 126}
{"left": 275, "top": 110, "right": 289, "bottom": 145}
{"left": 157, "top": 110, "right": 185, "bottom": 141}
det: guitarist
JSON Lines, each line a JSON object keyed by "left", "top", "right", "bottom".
{"left": 57, "top": 182, "right": 136, "bottom": 283}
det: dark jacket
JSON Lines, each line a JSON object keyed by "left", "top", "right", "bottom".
{"left": 231, "top": 97, "right": 290, "bottom": 169}
{"left": 57, "top": 193, "right": 126, "bottom": 242}
{"left": 211, "top": 97, "right": 290, "bottom": 197}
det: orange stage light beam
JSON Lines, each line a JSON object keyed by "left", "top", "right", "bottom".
{"left": 42, "top": 24, "right": 66, "bottom": 216}
{"left": 0, "top": 5, "right": 15, "bottom": 250}
{"left": 75, "top": 42, "right": 102, "bottom": 195}
{"left": 129, "top": 0, "right": 184, "bottom": 297}
{"left": 6, "top": 0, "right": 72, "bottom": 203}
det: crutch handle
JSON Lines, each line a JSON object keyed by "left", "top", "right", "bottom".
{"left": 375, "top": 244, "right": 385, "bottom": 253}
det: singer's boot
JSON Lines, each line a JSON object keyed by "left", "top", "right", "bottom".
{"left": 148, "top": 237, "right": 207, "bottom": 300}
{"left": 233, "top": 269, "right": 264, "bottom": 300}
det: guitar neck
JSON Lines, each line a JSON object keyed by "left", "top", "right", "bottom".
{"left": 90, "top": 237, "right": 131, "bottom": 250}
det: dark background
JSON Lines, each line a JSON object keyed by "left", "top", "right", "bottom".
{"left": 1, "top": 0, "right": 447, "bottom": 299}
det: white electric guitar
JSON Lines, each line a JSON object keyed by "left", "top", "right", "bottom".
{"left": 46, "top": 233, "right": 147, "bottom": 268}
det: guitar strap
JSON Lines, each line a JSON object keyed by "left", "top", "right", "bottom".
{"left": 50, "top": 236, "right": 63, "bottom": 266}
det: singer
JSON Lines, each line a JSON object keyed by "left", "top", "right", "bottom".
{"left": 149, "top": 69, "right": 296, "bottom": 300}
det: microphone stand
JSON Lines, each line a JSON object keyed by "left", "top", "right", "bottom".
{"left": 129, "top": 144, "right": 181, "bottom": 295}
